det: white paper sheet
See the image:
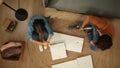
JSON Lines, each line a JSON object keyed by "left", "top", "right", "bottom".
{"left": 77, "top": 55, "right": 93, "bottom": 68}
{"left": 50, "top": 42, "right": 67, "bottom": 60}
{"left": 50, "top": 32, "right": 65, "bottom": 44}
{"left": 61, "top": 34, "right": 84, "bottom": 53}
{"left": 52, "top": 55, "right": 93, "bottom": 68}
{"left": 52, "top": 60, "right": 78, "bottom": 68}
{"left": 50, "top": 32, "right": 84, "bottom": 53}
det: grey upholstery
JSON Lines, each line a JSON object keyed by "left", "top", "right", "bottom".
{"left": 44, "top": 0, "right": 120, "bottom": 18}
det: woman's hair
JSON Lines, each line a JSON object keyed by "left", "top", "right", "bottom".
{"left": 33, "top": 19, "right": 45, "bottom": 41}
{"left": 95, "top": 34, "right": 113, "bottom": 51}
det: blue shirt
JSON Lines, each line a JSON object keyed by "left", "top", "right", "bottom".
{"left": 28, "top": 15, "right": 54, "bottom": 41}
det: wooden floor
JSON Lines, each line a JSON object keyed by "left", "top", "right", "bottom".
{"left": 0, "top": 0, "right": 120, "bottom": 68}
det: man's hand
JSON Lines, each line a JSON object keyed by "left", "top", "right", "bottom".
{"left": 90, "top": 40, "right": 95, "bottom": 46}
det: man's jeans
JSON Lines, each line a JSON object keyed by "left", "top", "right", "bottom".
{"left": 77, "top": 21, "right": 100, "bottom": 50}
{"left": 77, "top": 21, "right": 99, "bottom": 43}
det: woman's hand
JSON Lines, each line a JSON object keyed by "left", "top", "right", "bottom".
{"left": 79, "top": 27, "right": 84, "bottom": 31}
{"left": 42, "top": 41, "right": 49, "bottom": 46}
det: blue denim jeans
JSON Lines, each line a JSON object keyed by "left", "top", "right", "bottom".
{"left": 76, "top": 21, "right": 100, "bottom": 51}
{"left": 77, "top": 21, "right": 99, "bottom": 47}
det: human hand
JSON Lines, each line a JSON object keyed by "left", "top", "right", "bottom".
{"left": 79, "top": 27, "right": 84, "bottom": 31}
{"left": 42, "top": 41, "right": 49, "bottom": 46}
{"left": 90, "top": 40, "right": 95, "bottom": 46}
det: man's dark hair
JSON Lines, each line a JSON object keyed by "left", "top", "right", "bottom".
{"left": 95, "top": 34, "right": 113, "bottom": 51}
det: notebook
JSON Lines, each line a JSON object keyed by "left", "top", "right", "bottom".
{"left": 52, "top": 55, "right": 93, "bottom": 68}
{"left": 50, "top": 42, "right": 67, "bottom": 60}
{"left": 50, "top": 32, "right": 84, "bottom": 53}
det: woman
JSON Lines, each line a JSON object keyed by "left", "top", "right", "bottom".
{"left": 28, "top": 15, "right": 54, "bottom": 52}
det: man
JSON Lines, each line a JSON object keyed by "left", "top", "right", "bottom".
{"left": 80, "top": 16, "right": 115, "bottom": 51}
{"left": 69, "top": 16, "right": 115, "bottom": 51}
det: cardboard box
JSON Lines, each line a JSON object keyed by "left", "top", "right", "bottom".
{"left": 0, "top": 41, "right": 25, "bottom": 61}
{"left": 1, "top": 18, "right": 17, "bottom": 32}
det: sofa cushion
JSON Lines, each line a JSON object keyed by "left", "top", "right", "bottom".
{"left": 44, "top": 0, "right": 120, "bottom": 18}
